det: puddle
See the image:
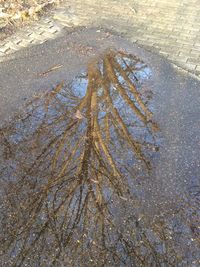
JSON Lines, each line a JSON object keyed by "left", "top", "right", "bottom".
{"left": 0, "top": 49, "right": 199, "bottom": 267}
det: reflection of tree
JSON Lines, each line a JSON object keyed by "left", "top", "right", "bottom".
{"left": 1, "top": 49, "right": 190, "bottom": 267}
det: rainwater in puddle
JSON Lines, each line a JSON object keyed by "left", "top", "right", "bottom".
{"left": 0, "top": 49, "right": 199, "bottom": 266}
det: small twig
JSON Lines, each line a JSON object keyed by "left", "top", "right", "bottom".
{"left": 38, "top": 64, "right": 63, "bottom": 77}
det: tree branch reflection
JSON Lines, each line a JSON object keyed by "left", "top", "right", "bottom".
{"left": 0, "top": 49, "right": 164, "bottom": 266}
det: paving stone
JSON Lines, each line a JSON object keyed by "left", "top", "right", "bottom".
{"left": 181, "top": 62, "right": 197, "bottom": 71}
{"left": 0, "top": 45, "right": 10, "bottom": 53}
{"left": 187, "top": 57, "right": 200, "bottom": 64}
{"left": 195, "top": 66, "right": 200, "bottom": 72}
{"left": 190, "top": 49, "right": 200, "bottom": 55}
{"left": 0, "top": 0, "right": 200, "bottom": 76}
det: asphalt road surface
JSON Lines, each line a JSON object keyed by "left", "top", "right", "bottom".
{"left": 0, "top": 27, "right": 200, "bottom": 265}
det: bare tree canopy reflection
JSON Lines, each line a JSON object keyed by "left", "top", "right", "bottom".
{"left": 0, "top": 50, "right": 199, "bottom": 267}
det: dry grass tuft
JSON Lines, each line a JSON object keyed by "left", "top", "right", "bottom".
{"left": 0, "top": 0, "right": 61, "bottom": 29}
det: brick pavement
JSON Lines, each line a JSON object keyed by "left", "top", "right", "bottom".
{"left": 0, "top": 0, "right": 200, "bottom": 77}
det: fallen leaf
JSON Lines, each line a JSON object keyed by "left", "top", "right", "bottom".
{"left": 91, "top": 179, "right": 99, "bottom": 184}
{"left": 119, "top": 196, "right": 127, "bottom": 201}
{"left": 74, "top": 110, "right": 84, "bottom": 120}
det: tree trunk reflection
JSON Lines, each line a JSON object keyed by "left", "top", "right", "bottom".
{"left": 1, "top": 50, "right": 197, "bottom": 267}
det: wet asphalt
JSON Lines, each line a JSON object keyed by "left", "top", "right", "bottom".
{"left": 0, "top": 27, "right": 200, "bottom": 215}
